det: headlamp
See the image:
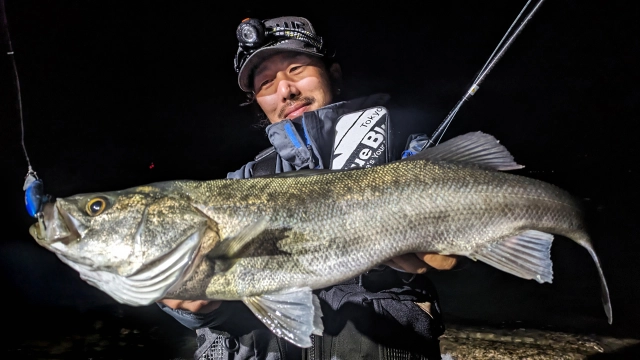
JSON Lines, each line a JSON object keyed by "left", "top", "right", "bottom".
{"left": 236, "top": 18, "right": 265, "bottom": 50}
{"left": 233, "top": 18, "right": 325, "bottom": 74}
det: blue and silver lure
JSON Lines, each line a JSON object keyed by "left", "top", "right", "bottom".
{"left": 23, "top": 169, "right": 49, "bottom": 218}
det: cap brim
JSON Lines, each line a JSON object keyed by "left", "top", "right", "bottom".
{"left": 238, "top": 40, "right": 323, "bottom": 92}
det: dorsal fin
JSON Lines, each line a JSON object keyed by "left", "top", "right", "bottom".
{"left": 403, "top": 131, "right": 524, "bottom": 171}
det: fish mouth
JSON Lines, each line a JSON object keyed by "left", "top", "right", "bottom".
{"left": 30, "top": 202, "right": 93, "bottom": 265}
{"left": 30, "top": 203, "right": 78, "bottom": 248}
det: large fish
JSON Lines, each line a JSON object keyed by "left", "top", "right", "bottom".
{"left": 29, "top": 132, "right": 612, "bottom": 347}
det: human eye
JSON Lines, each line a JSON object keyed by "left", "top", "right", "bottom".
{"left": 289, "top": 65, "right": 305, "bottom": 74}
{"left": 260, "top": 78, "right": 274, "bottom": 88}
{"left": 255, "top": 77, "right": 274, "bottom": 92}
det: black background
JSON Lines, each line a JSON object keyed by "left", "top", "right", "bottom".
{"left": 1, "top": 0, "right": 639, "bottom": 353}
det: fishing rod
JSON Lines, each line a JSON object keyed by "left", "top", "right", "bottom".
{"left": 1, "top": 0, "right": 50, "bottom": 223}
{"left": 420, "top": 0, "right": 546, "bottom": 151}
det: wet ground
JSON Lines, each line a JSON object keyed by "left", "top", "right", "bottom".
{"left": 1, "top": 306, "right": 196, "bottom": 360}
{"left": 5, "top": 322, "right": 639, "bottom": 359}
{"left": 441, "top": 323, "right": 640, "bottom": 359}
{"left": 3, "top": 307, "right": 639, "bottom": 360}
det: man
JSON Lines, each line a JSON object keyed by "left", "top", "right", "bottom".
{"left": 159, "top": 16, "right": 457, "bottom": 359}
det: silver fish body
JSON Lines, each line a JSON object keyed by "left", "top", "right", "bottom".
{"left": 29, "top": 132, "right": 612, "bottom": 347}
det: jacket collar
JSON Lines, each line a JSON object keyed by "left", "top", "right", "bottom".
{"left": 265, "top": 94, "right": 391, "bottom": 169}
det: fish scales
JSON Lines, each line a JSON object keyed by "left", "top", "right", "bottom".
{"left": 164, "top": 160, "right": 584, "bottom": 300}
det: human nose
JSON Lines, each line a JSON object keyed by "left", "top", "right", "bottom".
{"left": 276, "top": 75, "right": 300, "bottom": 101}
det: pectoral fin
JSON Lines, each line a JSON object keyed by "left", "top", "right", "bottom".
{"left": 470, "top": 230, "right": 554, "bottom": 283}
{"left": 243, "top": 287, "right": 324, "bottom": 348}
{"left": 208, "top": 216, "right": 269, "bottom": 260}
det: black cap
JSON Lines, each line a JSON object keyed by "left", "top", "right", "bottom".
{"left": 235, "top": 16, "right": 326, "bottom": 92}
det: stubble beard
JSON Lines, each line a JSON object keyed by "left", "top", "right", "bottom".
{"left": 278, "top": 95, "right": 316, "bottom": 120}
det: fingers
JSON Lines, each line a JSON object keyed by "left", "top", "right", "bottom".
{"left": 386, "top": 253, "right": 428, "bottom": 274}
{"left": 383, "top": 253, "right": 459, "bottom": 274}
{"left": 159, "top": 299, "right": 222, "bottom": 313}
{"left": 417, "top": 253, "right": 458, "bottom": 270}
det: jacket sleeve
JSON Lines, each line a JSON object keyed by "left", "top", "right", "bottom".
{"left": 226, "top": 160, "right": 258, "bottom": 179}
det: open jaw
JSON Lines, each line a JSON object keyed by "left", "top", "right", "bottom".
{"left": 30, "top": 202, "right": 205, "bottom": 306}
{"left": 30, "top": 202, "right": 82, "bottom": 254}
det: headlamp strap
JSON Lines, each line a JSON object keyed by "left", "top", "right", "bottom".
{"left": 266, "top": 27, "right": 323, "bottom": 50}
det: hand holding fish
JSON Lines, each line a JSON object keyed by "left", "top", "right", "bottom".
{"left": 160, "top": 299, "right": 221, "bottom": 313}
{"left": 385, "top": 253, "right": 458, "bottom": 273}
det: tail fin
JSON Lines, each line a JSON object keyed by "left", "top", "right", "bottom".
{"left": 583, "top": 244, "right": 613, "bottom": 324}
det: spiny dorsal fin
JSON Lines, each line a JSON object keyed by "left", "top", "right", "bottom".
{"left": 243, "top": 287, "right": 324, "bottom": 348}
{"left": 404, "top": 131, "right": 524, "bottom": 171}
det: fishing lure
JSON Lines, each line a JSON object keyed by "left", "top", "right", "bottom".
{"left": 23, "top": 169, "right": 49, "bottom": 218}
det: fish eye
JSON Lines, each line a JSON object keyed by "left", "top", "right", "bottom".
{"left": 85, "top": 196, "right": 109, "bottom": 216}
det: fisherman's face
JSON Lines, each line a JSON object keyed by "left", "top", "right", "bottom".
{"left": 252, "top": 52, "right": 340, "bottom": 124}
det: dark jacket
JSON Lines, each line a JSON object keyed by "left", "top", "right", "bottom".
{"left": 160, "top": 94, "right": 445, "bottom": 360}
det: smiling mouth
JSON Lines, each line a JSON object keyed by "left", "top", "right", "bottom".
{"left": 282, "top": 103, "right": 309, "bottom": 119}
{"left": 279, "top": 96, "right": 315, "bottom": 119}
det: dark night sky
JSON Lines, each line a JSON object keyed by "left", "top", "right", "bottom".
{"left": 1, "top": 0, "right": 639, "bottom": 343}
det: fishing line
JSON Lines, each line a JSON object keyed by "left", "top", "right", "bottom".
{"left": 1, "top": 0, "right": 49, "bottom": 220}
{"left": 5, "top": 12, "right": 34, "bottom": 176}
{"left": 422, "top": 0, "right": 546, "bottom": 150}
{"left": 0, "top": 1, "right": 27, "bottom": 164}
